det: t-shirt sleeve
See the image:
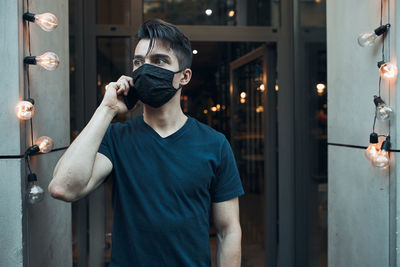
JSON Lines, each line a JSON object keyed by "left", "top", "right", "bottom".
{"left": 211, "top": 137, "right": 245, "bottom": 203}
{"left": 98, "top": 124, "right": 114, "bottom": 165}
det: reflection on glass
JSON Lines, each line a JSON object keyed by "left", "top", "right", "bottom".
{"left": 143, "top": 0, "right": 279, "bottom": 26}
{"left": 231, "top": 58, "right": 266, "bottom": 266}
{"left": 97, "top": 0, "right": 130, "bottom": 24}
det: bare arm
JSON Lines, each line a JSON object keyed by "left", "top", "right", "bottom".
{"left": 49, "top": 76, "right": 135, "bottom": 202}
{"left": 212, "top": 197, "right": 242, "bottom": 267}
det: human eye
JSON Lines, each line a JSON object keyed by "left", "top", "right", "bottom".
{"left": 155, "top": 57, "right": 167, "bottom": 65}
{"left": 133, "top": 59, "right": 144, "bottom": 67}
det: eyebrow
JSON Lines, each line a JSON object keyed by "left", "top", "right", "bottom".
{"left": 133, "top": 53, "right": 171, "bottom": 61}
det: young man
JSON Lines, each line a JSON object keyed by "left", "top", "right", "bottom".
{"left": 49, "top": 19, "right": 244, "bottom": 266}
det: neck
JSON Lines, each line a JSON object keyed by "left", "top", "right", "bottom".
{"left": 142, "top": 93, "right": 187, "bottom": 136}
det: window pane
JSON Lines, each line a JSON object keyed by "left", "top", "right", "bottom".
{"left": 143, "top": 0, "right": 280, "bottom": 26}
{"left": 97, "top": 0, "right": 130, "bottom": 24}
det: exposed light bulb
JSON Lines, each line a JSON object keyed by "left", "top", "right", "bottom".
{"left": 24, "top": 52, "right": 60, "bottom": 71}
{"left": 205, "top": 9, "right": 212, "bottom": 16}
{"left": 374, "top": 95, "right": 393, "bottom": 121}
{"left": 15, "top": 98, "right": 35, "bottom": 120}
{"left": 358, "top": 24, "right": 390, "bottom": 47}
{"left": 240, "top": 92, "right": 247, "bottom": 98}
{"left": 192, "top": 49, "right": 198, "bottom": 55}
{"left": 35, "top": 136, "right": 54, "bottom": 153}
{"left": 373, "top": 137, "right": 391, "bottom": 168}
{"left": 23, "top": 12, "right": 58, "bottom": 32}
{"left": 27, "top": 173, "right": 44, "bottom": 204}
{"left": 316, "top": 83, "right": 326, "bottom": 96}
{"left": 365, "top": 133, "right": 380, "bottom": 161}
{"left": 378, "top": 62, "right": 398, "bottom": 80}
{"left": 228, "top": 10, "right": 235, "bottom": 17}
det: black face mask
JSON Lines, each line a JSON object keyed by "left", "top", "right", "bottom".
{"left": 130, "top": 64, "right": 182, "bottom": 108}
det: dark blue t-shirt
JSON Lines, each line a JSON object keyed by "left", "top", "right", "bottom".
{"left": 98, "top": 115, "right": 244, "bottom": 267}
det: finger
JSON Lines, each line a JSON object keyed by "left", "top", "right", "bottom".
{"left": 125, "top": 76, "right": 134, "bottom": 86}
{"left": 116, "top": 82, "right": 125, "bottom": 94}
{"left": 106, "top": 82, "right": 117, "bottom": 91}
{"left": 122, "top": 80, "right": 130, "bottom": 91}
{"left": 119, "top": 76, "right": 134, "bottom": 87}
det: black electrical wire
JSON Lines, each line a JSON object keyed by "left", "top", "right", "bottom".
{"left": 25, "top": 0, "right": 34, "bottom": 147}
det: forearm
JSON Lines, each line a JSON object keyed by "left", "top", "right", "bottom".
{"left": 216, "top": 227, "right": 242, "bottom": 267}
{"left": 50, "top": 105, "right": 116, "bottom": 197}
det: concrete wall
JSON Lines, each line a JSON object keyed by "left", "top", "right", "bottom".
{"left": 327, "top": 0, "right": 397, "bottom": 266}
{"left": 0, "top": 0, "right": 71, "bottom": 266}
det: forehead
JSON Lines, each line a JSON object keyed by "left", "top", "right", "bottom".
{"left": 134, "top": 39, "right": 177, "bottom": 59}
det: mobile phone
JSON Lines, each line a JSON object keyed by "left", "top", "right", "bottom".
{"left": 123, "top": 86, "right": 138, "bottom": 110}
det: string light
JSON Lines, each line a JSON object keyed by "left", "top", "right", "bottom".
{"left": 23, "top": 12, "right": 58, "bottom": 32}
{"left": 357, "top": 24, "right": 390, "bottom": 47}
{"left": 316, "top": 83, "right": 326, "bottom": 96}
{"left": 26, "top": 173, "right": 44, "bottom": 204}
{"left": 24, "top": 52, "right": 60, "bottom": 71}
{"left": 374, "top": 95, "right": 393, "bottom": 121}
{"left": 378, "top": 61, "right": 398, "bottom": 80}
{"left": 365, "top": 133, "right": 380, "bottom": 161}
{"left": 16, "top": 98, "right": 35, "bottom": 120}
{"left": 373, "top": 136, "right": 391, "bottom": 168}
{"left": 22, "top": 3, "right": 59, "bottom": 203}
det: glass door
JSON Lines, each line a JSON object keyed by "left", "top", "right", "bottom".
{"left": 230, "top": 45, "right": 278, "bottom": 266}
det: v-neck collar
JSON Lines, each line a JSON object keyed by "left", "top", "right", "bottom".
{"left": 139, "top": 115, "right": 192, "bottom": 142}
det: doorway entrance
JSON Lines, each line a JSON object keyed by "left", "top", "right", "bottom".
{"left": 68, "top": 0, "right": 327, "bottom": 266}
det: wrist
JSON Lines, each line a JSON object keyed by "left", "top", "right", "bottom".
{"left": 97, "top": 104, "right": 118, "bottom": 118}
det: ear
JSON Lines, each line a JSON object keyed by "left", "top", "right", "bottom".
{"left": 179, "top": 68, "right": 192, "bottom": 86}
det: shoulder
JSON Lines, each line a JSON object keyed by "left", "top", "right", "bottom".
{"left": 108, "top": 115, "right": 142, "bottom": 134}
{"left": 189, "top": 117, "right": 227, "bottom": 143}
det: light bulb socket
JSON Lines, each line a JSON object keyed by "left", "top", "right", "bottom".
{"left": 381, "top": 140, "right": 391, "bottom": 151}
{"left": 377, "top": 61, "right": 386, "bottom": 69}
{"left": 25, "top": 98, "right": 35, "bottom": 105}
{"left": 369, "top": 133, "right": 379, "bottom": 144}
{"left": 23, "top": 12, "right": 36, "bottom": 22}
{"left": 374, "top": 95, "right": 385, "bottom": 107}
{"left": 24, "top": 56, "right": 37, "bottom": 65}
{"left": 374, "top": 24, "right": 391, "bottom": 36}
{"left": 25, "top": 145, "right": 40, "bottom": 157}
{"left": 27, "top": 173, "right": 37, "bottom": 182}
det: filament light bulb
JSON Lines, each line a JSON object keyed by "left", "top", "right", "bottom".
{"left": 374, "top": 95, "right": 393, "bottom": 121}
{"left": 365, "top": 133, "right": 379, "bottom": 161}
{"left": 24, "top": 52, "right": 60, "bottom": 71}
{"left": 23, "top": 12, "right": 58, "bottom": 32}
{"left": 379, "top": 62, "right": 398, "bottom": 80}
{"left": 316, "top": 83, "right": 326, "bottom": 96}
{"left": 35, "top": 136, "right": 54, "bottom": 153}
{"left": 27, "top": 173, "right": 44, "bottom": 204}
{"left": 373, "top": 137, "right": 391, "bottom": 168}
{"left": 358, "top": 24, "right": 390, "bottom": 47}
{"left": 15, "top": 99, "right": 35, "bottom": 120}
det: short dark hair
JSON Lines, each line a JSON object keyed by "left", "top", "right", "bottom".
{"left": 136, "top": 19, "right": 192, "bottom": 70}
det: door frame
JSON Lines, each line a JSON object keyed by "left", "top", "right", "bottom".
{"left": 69, "top": 0, "right": 326, "bottom": 266}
